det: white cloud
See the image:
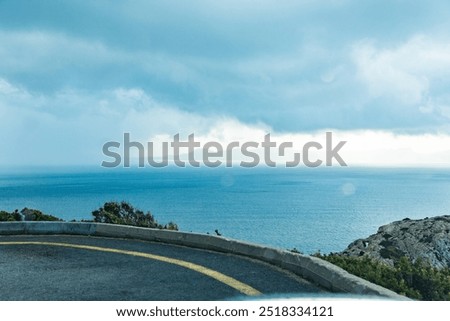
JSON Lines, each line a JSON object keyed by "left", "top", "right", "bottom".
{"left": 320, "top": 65, "right": 344, "bottom": 83}
{"left": 352, "top": 35, "right": 450, "bottom": 105}
{"left": 0, "top": 30, "right": 114, "bottom": 73}
{"left": 0, "top": 30, "right": 203, "bottom": 89}
{"left": 0, "top": 78, "right": 20, "bottom": 95}
{"left": 334, "top": 130, "right": 450, "bottom": 167}
{"left": 1, "top": 77, "right": 450, "bottom": 167}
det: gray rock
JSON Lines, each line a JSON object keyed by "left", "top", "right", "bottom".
{"left": 342, "top": 216, "right": 450, "bottom": 269}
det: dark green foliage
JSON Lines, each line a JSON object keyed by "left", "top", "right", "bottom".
{"left": 379, "top": 246, "right": 405, "bottom": 260}
{"left": 21, "top": 208, "right": 62, "bottom": 221}
{"left": 0, "top": 210, "right": 21, "bottom": 221}
{"left": 164, "top": 221, "right": 179, "bottom": 231}
{"left": 379, "top": 240, "right": 393, "bottom": 247}
{"left": 316, "top": 253, "right": 450, "bottom": 300}
{"left": 1, "top": 202, "right": 178, "bottom": 231}
{"left": 290, "top": 247, "right": 303, "bottom": 254}
{"left": 92, "top": 201, "right": 178, "bottom": 230}
{"left": 0, "top": 208, "right": 61, "bottom": 221}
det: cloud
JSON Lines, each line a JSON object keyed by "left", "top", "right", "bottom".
{"left": 2, "top": 27, "right": 450, "bottom": 133}
{"left": 143, "top": 126, "right": 450, "bottom": 167}
{"left": 0, "top": 30, "right": 206, "bottom": 91}
{"left": 3, "top": 77, "right": 450, "bottom": 167}
{"left": 334, "top": 130, "right": 450, "bottom": 166}
{"left": 0, "top": 29, "right": 350, "bottom": 131}
{"left": 0, "top": 79, "right": 267, "bottom": 165}
{"left": 352, "top": 35, "right": 450, "bottom": 106}
{"left": 3, "top": 1, "right": 450, "bottom": 168}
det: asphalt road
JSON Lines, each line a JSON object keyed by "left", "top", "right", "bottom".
{"left": 0, "top": 235, "right": 325, "bottom": 300}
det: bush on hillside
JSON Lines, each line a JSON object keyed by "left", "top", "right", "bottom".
{"left": 315, "top": 253, "right": 450, "bottom": 300}
{"left": 92, "top": 201, "right": 178, "bottom": 230}
{"left": 0, "top": 210, "right": 21, "bottom": 221}
{"left": 21, "top": 208, "right": 62, "bottom": 221}
{"left": 0, "top": 208, "right": 61, "bottom": 222}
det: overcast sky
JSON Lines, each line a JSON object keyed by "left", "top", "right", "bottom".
{"left": 1, "top": 0, "right": 450, "bottom": 167}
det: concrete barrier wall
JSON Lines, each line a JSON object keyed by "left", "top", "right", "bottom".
{"left": 0, "top": 222, "right": 406, "bottom": 299}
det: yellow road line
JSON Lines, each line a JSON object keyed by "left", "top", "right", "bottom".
{"left": 0, "top": 241, "right": 261, "bottom": 296}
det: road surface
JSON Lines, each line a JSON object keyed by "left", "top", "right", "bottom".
{"left": 0, "top": 235, "right": 325, "bottom": 300}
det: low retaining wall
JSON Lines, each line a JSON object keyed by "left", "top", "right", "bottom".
{"left": 0, "top": 221, "right": 406, "bottom": 299}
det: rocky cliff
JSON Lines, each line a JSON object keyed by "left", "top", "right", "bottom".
{"left": 342, "top": 215, "right": 450, "bottom": 269}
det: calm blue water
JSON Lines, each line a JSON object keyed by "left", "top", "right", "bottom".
{"left": 1, "top": 167, "right": 450, "bottom": 254}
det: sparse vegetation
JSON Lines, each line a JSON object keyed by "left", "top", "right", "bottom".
{"left": 92, "top": 201, "right": 178, "bottom": 230}
{"left": 0, "top": 202, "right": 178, "bottom": 231}
{"left": 0, "top": 210, "right": 21, "bottom": 221}
{"left": 0, "top": 208, "right": 61, "bottom": 221}
{"left": 315, "top": 253, "right": 450, "bottom": 300}
{"left": 21, "top": 208, "right": 62, "bottom": 221}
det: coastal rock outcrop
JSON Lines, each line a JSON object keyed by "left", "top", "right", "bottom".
{"left": 342, "top": 215, "right": 450, "bottom": 269}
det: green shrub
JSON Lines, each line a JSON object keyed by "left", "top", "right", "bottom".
{"left": 0, "top": 208, "right": 61, "bottom": 221}
{"left": 316, "top": 253, "right": 450, "bottom": 300}
{"left": 164, "top": 221, "right": 179, "bottom": 231}
{"left": 92, "top": 201, "right": 178, "bottom": 230}
{"left": 21, "top": 208, "right": 62, "bottom": 221}
{"left": 1, "top": 202, "right": 178, "bottom": 231}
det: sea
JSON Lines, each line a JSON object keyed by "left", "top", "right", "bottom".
{"left": 1, "top": 166, "right": 449, "bottom": 254}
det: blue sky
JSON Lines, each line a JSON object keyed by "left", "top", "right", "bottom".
{"left": 1, "top": 0, "right": 450, "bottom": 166}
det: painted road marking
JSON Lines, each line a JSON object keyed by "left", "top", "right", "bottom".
{"left": 0, "top": 241, "right": 262, "bottom": 296}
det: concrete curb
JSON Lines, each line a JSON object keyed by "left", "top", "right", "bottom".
{"left": 0, "top": 222, "right": 407, "bottom": 300}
